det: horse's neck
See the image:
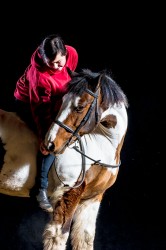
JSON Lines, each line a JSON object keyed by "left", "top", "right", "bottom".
{"left": 101, "top": 103, "right": 128, "bottom": 123}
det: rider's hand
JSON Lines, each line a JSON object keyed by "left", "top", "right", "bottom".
{"left": 40, "top": 141, "right": 49, "bottom": 155}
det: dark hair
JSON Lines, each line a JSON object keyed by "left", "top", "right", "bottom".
{"left": 39, "top": 34, "right": 67, "bottom": 64}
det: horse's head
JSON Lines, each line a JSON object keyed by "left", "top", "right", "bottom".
{"left": 44, "top": 68, "right": 128, "bottom": 154}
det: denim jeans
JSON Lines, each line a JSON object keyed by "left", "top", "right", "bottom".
{"left": 36, "top": 151, "right": 56, "bottom": 189}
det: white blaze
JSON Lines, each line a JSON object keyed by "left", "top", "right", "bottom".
{"left": 45, "top": 95, "right": 81, "bottom": 148}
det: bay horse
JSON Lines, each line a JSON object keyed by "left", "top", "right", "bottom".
{"left": 0, "top": 68, "right": 128, "bottom": 250}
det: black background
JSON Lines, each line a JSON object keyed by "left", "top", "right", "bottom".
{"left": 0, "top": 3, "right": 165, "bottom": 250}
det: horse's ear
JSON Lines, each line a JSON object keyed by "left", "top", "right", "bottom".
{"left": 67, "top": 67, "right": 79, "bottom": 78}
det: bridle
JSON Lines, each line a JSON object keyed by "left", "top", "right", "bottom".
{"left": 54, "top": 87, "right": 100, "bottom": 146}
{"left": 52, "top": 77, "right": 121, "bottom": 188}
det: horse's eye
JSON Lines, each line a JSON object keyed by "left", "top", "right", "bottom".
{"left": 75, "top": 105, "right": 84, "bottom": 113}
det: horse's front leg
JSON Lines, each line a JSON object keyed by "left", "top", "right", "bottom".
{"left": 70, "top": 165, "right": 119, "bottom": 250}
{"left": 71, "top": 194, "right": 103, "bottom": 250}
{"left": 43, "top": 183, "right": 85, "bottom": 250}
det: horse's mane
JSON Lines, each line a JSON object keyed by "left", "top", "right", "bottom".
{"left": 67, "top": 68, "right": 128, "bottom": 108}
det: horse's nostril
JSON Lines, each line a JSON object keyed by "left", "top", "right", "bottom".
{"left": 48, "top": 143, "right": 55, "bottom": 152}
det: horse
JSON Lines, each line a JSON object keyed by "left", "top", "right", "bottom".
{"left": 0, "top": 68, "right": 128, "bottom": 250}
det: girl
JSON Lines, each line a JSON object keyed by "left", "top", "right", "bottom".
{"left": 14, "top": 34, "right": 78, "bottom": 212}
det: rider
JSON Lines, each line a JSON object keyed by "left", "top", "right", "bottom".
{"left": 14, "top": 34, "right": 78, "bottom": 212}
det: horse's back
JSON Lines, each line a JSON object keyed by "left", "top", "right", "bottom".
{"left": 0, "top": 109, "right": 38, "bottom": 197}
{"left": 0, "top": 109, "right": 71, "bottom": 197}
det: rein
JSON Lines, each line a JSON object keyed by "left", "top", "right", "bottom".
{"left": 54, "top": 135, "right": 86, "bottom": 189}
{"left": 54, "top": 136, "right": 120, "bottom": 189}
{"left": 53, "top": 79, "right": 120, "bottom": 188}
{"left": 72, "top": 145, "right": 121, "bottom": 169}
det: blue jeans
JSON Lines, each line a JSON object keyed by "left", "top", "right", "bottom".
{"left": 36, "top": 151, "right": 55, "bottom": 189}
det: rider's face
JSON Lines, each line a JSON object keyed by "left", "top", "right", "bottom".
{"left": 48, "top": 53, "right": 66, "bottom": 71}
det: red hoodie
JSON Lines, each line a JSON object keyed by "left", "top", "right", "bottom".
{"left": 14, "top": 45, "right": 78, "bottom": 141}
